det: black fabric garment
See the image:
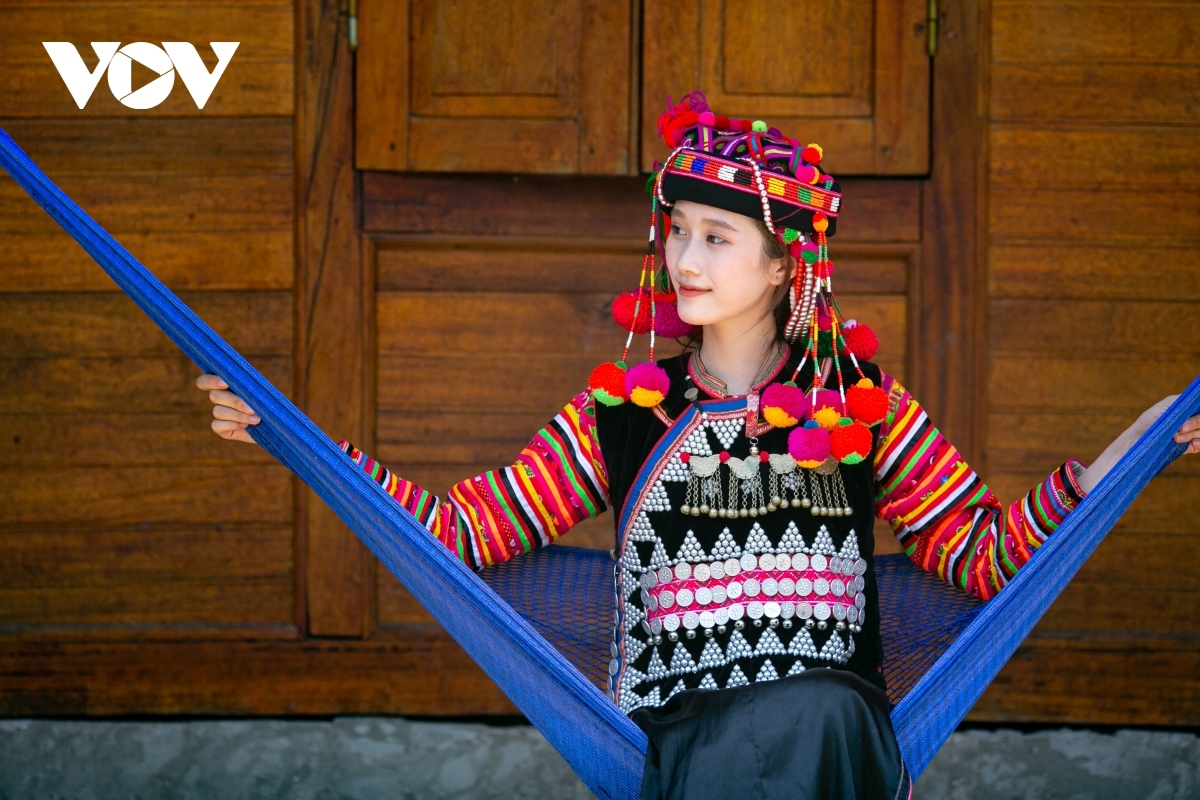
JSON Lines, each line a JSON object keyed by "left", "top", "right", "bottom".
{"left": 632, "top": 668, "right": 909, "bottom": 800}
{"left": 594, "top": 350, "right": 889, "bottom": 696}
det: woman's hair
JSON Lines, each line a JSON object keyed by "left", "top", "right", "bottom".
{"left": 681, "top": 219, "right": 794, "bottom": 350}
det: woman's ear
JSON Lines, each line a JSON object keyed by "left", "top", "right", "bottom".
{"left": 767, "top": 255, "right": 795, "bottom": 287}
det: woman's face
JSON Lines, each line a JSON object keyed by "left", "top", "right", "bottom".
{"left": 663, "top": 200, "right": 792, "bottom": 329}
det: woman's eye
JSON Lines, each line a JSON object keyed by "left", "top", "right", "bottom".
{"left": 671, "top": 224, "right": 685, "bottom": 236}
{"left": 706, "top": 234, "right": 726, "bottom": 245}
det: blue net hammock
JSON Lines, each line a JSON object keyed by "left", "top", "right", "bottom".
{"left": 2, "top": 128, "right": 1195, "bottom": 800}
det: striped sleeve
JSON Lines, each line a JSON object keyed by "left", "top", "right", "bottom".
{"left": 872, "top": 371, "right": 1088, "bottom": 601}
{"left": 338, "top": 390, "right": 610, "bottom": 570}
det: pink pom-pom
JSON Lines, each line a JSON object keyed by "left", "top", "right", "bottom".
{"left": 812, "top": 389, "right": 843, "bottom": 416}
{"left": 788, "top": 426, "right": 831, "bottom": 468}
{"left": 761, "top": 382, "right": 808, "bottom": 428}
{"left": 654, "top": 298, "right": 697, "bottom": 338}
{"left": 841, "top": 322, "right": 879, "bottom": 361}
{"left": 698, "top": 111, "right": 715, "bottom": 126}
{"left": 625, "top": 362, "right": 670, "bottom": 408}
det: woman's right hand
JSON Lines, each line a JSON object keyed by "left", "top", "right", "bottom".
{"left": 196, "top": 373, "right": 261, "bottom": 445}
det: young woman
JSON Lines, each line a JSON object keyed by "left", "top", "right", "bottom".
{"left": 198, "top": 95, "right": 1200, "bottom": 799}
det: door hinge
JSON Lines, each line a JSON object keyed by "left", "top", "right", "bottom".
{"left": 348, "top": 0, "right": 358, "bottom": 51}
{"left": 927, "top": 0, "right": 938, "bottom": 57}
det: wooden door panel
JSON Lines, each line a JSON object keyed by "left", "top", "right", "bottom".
{"left": 642, "top": 0, "right": 929, "bottom": 175}
{"left": 357, "top": 0, "right": 633, "bottom": 174}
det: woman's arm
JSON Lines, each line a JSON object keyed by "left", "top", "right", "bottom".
{"left": 871, "top": 373, "right": 1200, "bottom": 601}
{"left": 196, "top": 374, "right": 610, "bottom": 570}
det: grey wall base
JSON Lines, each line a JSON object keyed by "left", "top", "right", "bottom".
{"left": 1, "top": 719, "right": 1196, "bottom": 800}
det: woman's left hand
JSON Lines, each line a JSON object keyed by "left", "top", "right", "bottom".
{"left": 1140, "top": 395, "right": 1200, "bottom": 455}
{"left": 1077, "top": 395, "right": 1200, "bottom": 493}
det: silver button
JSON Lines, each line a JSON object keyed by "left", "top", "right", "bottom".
{"left": 831, "top": 579, "right": 845, "bottom": 597}
{"left": 797, "top": 578, "right": 814, "bottom": 596}
{"left": 759, "top": 553, "right": 776, "bottom": 571}
{"left": 814, "top": 602, "right": 831, "bottom": 621}
{"left": 714, "top": 607, "right": 730, "bottom": 625}
{"left": 793, "top": 553, "right": 810, "bottom": 571}
{"left": 683, "top": 611, "right": 700, "bottom": 630}
{"left": 684, "top": 388, "right": 699, "bottom": 401}
{"left": 727, "top": 581, "right": 743, "bottom": 599}
{"left": 841, "top": 559, "right": 854, "bottom": 577}
{"left": 676, "top": 588, "right": 694, "bottom": 607}
{"left": 762, "top": 578, "right": 778, "bottom": 597}
{"left": 811, "top": 554, "right": 828, "bottom": 572}
{"left": 611, "top": 641, "right": 619, "bottom": 657}
{"left": 725, "top": 558, "right": 741, "bottom": 577}
{"left": 775, "top": 553, "right": 791, "bottom": 571}
{"left": 780, "top": 602, "right": 795, "bottom": 619}
{"left": 855, "top": 593, "right": 866, "bottom": 609}
{"left": 710, "top": 560, "right": 725, "bottom": 579}
{"left": 848, "top": 607, "right": 859, "bottom": 623}
{"left": 833, "top": 603, "right": 847, "bottom": 621}
{"left": 853, "top": 577, "right": 865, "bottom": 594}
{"left": 694, "top": 563, "right": 711, "bottom": 582}
{"left": 651, "top": 618, "right": 663, "bottom": 634}
{"left": 660, "top": 590, "right": 675, "bottom": 609}
{"left": 646, "top": 594, "right": 659, "bottom": 611}
{"left": 641, "top": 572, "right": 657, "bottom": 590}
{"left": 778, "top": 578, "right": 795, "bottom": 596}
{"left": 854, "top": 558, "right": 867, "bottom": 576}
{"left": 831, "top": 556, "right": 843, "bottom": 574}
{"left": 640, "top": 589, "right": 651, "bottom": 605}
{"left": 747, "top": 602, "right": 764, "bottom": 620}
{"left": 728, "top": 603, "right": 745, "bottom": 620}
{"left": 695, "top": 587, "right": 713, "bottom": 605}
{"left": 659, "top": 566, "right": 673, "bottom": 584}
{"left": 814, "top": 578, "right": 830, "bottom": 596}
{"left": 740, "top": 553, "right": 758, "bottom": 571}
{"left": 609, "top": 659, "right": 619, "bottom": 676}
{"left": 711, "top": 585, "right": 728, "bottom": 604}
{"left": 699, "top": 611, "right": 715, "bottom": 629}
{"left": 797, "top": 602, "right": 813, "bottom": 619}
{"left": 744, "top": 578, "right": 761, "bottom": 597}
{"left": 764, "top": 601, "right": 781, "bottom": 619}
{"left": 662, "top": 614, "right": 679, "bottom": 632}
{"left": 675, "top": 562, "right": 692, "bottom": 581}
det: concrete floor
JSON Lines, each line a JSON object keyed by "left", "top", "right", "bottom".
{"left": 0, "top": 718, "right": 1196, "bottom": 799}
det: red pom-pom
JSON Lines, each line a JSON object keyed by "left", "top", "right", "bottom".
{"left": 761, "top": 382, "right": 808, "bottom": 428}
{"left": 801, "top": 146, "right": 822, "bottom": 165}
{"left": 830, "top": 421, "right": 872, "bottom": 464}
{"left": 846, "top": 385, "right": 888, "bottom": 427}
{"left": 680, "top": 452, "right": 690, "bottom": 464}
{"left": 812, "top": 389, "right": 843, "bottom": 415}
{"left": 719, "top": 451, "right": 730, "bottom": 463}
{"left": 715, "top": 115, "right": 730, "bottom": 130}
{"left": 841, "top": 322, "right": 879, "bottom": 361}
{"left": 759, "top": 451, "right": 770, "bottom": 463}
{"left": 788, "top": 425, "right": 831, "bottom": 468}
{"left": 626, "top": 362, "right": 670, "bottom": 408}
{"left": 588, "top": 361, "right": 628, "bottom": 406}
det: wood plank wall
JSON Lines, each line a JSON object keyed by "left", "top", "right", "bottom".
{"left": 970, "top": 0, "right": 1200, "bottom": 725}
{"left": 0, "top": 1, "right": 299, "bottom": 665}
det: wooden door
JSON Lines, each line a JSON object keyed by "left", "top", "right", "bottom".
{"left": 642, "top": 0, "right": 930, "bottom": 175}
{"left": 356, "top": 0, "right": 635, "bottom": 174}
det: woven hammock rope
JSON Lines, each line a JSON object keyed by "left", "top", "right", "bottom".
{"left": 2, "top": 128, "right": 1194, "bottom": 800}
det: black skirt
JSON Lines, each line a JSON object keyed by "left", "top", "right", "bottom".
{"left": 631, "top": 668, "right": 910, "bottom": 800}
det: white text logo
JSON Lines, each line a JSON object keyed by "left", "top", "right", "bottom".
{"left": 42, "top": 42, "right": 239, "bottom": 109}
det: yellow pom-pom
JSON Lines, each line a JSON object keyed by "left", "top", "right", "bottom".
{"left": 812, "top": 215, "right": 829, "bottom": 233}
{"left": 855, "top": 377, "right": 875, "bottom": 389}
{"left": 813, "top": 406, "right": 841, "bottom": 430}
{"left": 630, "top": 387, "right": 666, "bottom": 407}
{"left": 763, "top": 407, "right": 799, "bottom": 428}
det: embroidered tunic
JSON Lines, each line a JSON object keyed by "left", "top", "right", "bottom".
{"left": 340, "top": 352, "right": 1087, "bottom": 714}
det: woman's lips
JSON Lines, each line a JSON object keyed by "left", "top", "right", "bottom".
{"left": 677, "top": 285, "right": 709, "bottom": 298}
